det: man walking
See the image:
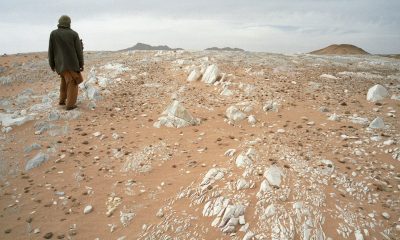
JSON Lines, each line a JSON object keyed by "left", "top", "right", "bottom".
{"left": 48, "top": 15, "right": 84, "bottom": 110}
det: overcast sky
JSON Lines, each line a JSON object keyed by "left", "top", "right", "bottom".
{"left": 1, "top": 0, "right": 399, "bottom": 54}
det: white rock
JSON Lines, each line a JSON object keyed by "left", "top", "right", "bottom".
{"left": 320, "top": 74, "right": 338, "bottom": 80}
{"left": 200, "top": 168, "right": 225, "bottom": 187}
{"left": 226, "top": 106, "right": 247, "bottom": 122}
{"left": 220, "top": 87, "right": 234, "bottom": 96}
{"left": 83, "top": 205, "right": 93, "bottom": 214}
{"left": 243, "top": 231, "right": 255, "bottom": 240}
{"left": 369, "top": 117, "right": 385, "bottom": 129}
{"left": 263, "top": 101, "right": 279, "bottom": 112}
{"left": 25, "top": 153, "right": 49, "bottom": 171}
{"left": 393, "top": 149, "right": 400, "bottom": 161}
{"left": 120, "top": 211, "right": 135, "bottom": 227}
{"left": 367, "top": 84, "right": 389, "bottom": 102}
{"left": 264, "top": 204, "right": 276, "bottom": 218}
{"left": 0, "top": 113, "right": 33, "bottom": 127}
{"left": 187, "top": 69, "right": 201, "bottom": 82}
{"left": 264, "top": 166, "right": 284, "bottom": 187}
{"left": 355, "top": 229, "right": 364, "bottom": 240}
{"left": 382, "top": 212, "right": 390, "bottom": 219}
{"left": 236, "top": 178, "right": 251, "bottom": 190}
{"left": 154, "top": 100, "right": 199, "bottom": 128}
{"left": 224, "top": 149, "right": 236, "bottom": 157}
{"left": 235, "top": 154, "right": 252, "bottom": 168}
{"left": 202, "top": 64, "right": 219, "bottom": 84}
{"left": 248, "top": 115, "right": 257, "bottom": 124}
{"left": 328, "top": 113, "right": 341, "bottom": 121}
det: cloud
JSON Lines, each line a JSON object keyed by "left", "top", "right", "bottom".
{"left": 0, "top": 0, "right": 399, "bottom": 54}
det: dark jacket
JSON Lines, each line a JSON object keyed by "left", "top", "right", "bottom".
{"left": 48, "top": 26, "right": 84, "bottom": 74}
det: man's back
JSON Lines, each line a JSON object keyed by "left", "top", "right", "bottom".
{"left": 48, "top": 23, "right": 83, "bottom": 74}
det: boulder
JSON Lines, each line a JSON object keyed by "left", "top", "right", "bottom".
{"left": 25, "top": 153, "right": 49, "bottom": 171}
{"left": 202, "top": 64, "right": 219, "bottom": 84}
{"left": 263, "top": 166, "right": 284, "bottom": 187}
{"left": 369, "top": 117, "right": 385, "bottom": 129}
{"left": 226, "top": 106, "right": 246, "bottom": 122}
{"left": 367, "top": 84, "right": 389, "bottom": 102}
{"left": 153, "top": 101, "right": 199, "bottom": 128}
{"left": 187, "top": 69, "right": 202, "bottom": 82}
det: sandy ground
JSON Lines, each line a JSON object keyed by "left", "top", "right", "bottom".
{"left": 0, "top": 50, "right": 399, "bottom": 240}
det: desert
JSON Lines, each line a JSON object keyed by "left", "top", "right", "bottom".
{"left": 0, "top": 45, "right": 399, "bottom": 240}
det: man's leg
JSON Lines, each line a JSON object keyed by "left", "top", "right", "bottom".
{"left": 65, "top": 73, "right": 78, "bottom": 110}
{"left": 59, "top": 75, "right": 67, "bottom": 105}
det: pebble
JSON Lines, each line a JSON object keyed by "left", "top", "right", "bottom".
{"left": 382, "top": 212, "right": 390, "bottom": 219}
{"left": 84, "top": 205, "right": 93, "bottom": 214}
{"left": 44, "top": 232, "right": 53, "bottom": 239}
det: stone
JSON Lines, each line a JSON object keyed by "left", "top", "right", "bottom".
{"left": 248, "top": 115, "right": 257, "bottom": 124}
{"left": 24, "top": 143, "right": 42, "bottom": 153}
{"left": 44, "top": 232, "right": 53, "bottom": 239}
{"left": 367, "top": 84, "right": 389, "bottom": 102}
{"left": 220, "top": 87, "right": 234, "bottom": 96}
{"left": 120, "top": 211, "right": 135, "bottom": 227}
{"left": 235, "top": 154, "right": 252, "bottom": 168}
{"left": 25, "top": 153, "right": 49, "bottom": 171}
{"left": 348, "top": 116, "right": 369, "bottom": 125}
{"left": 187, "top": 69, "right": 201, "bottom": 82}
{"left": 264, "top": 165, "right": 284, "bottom": 187}
{"left": 320, "top": 74, "right": 337, "bottom": 80}
{"left": 263, "top": 100, "right": 279, "bottom": 112}
{"left": 202, "top": 64, "right": 219, "bottom": 84}
{"left": 224, "top": 149, "right": 236, "bottom": 157}
{"left": 264, "top": 204, "right": 276, "bottom": 218}
{"left": 393, "top": 149, "right": 400, "bottom": 161}
{"left": 236, "top": 178, "right": 251, "bottom": 190}
{"left": 382, "top": 212, "right": 390, "bottom": 219}
{"left": 156, "top": 209, "right": 164, "bottom": 218}
{"left": 243, "top": 231, "right": 255, "bottom": 240}
{"left": 0, "top": 76, "right": 12, "bottom": 85}
{"left": 48, "top": 110, "right": 61, "bottom": 121}
{"left": 98, "top": 77, "right": 110, "bottom": 87}
{"left": 0, "top": 113, "right": 34, "bottom": 127}
{"left": 83, "top": 205, "right": 93, "bottom": 214}
{"left": 328, "top": 113, "right": 340, "bottom": 121}
{"left": 153, "top": 100, "right": 199, "bottom": 128}
{"left": 369, "top": 117, "right": 385, "bottom": 129}
{"left": 354, "top": 229, "right": 364, "bottom": 240}
{"left": 2, "top": 126, "right": 12, "bottom": 133}
{"left": 200, "top": 168, "right": 225, "bottom": 187}
{"left": 226, "top": 106, "right": 246, "bottom": 122}
{"left": 85, "top": 84, "right": 101, "bottom": 100}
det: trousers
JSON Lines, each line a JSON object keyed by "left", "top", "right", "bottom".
{"left": 59, "top": 71, "right": 80, "bottom": 108}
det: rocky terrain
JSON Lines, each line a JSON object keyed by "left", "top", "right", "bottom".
{"left": 310, "top": 44, "right": 369, "bottom": 55}
{"left": 205, "top": 47, "right": 245, "bottom": 52}
{"left": 0, "top": 50, "right": 399, "bottom": 240}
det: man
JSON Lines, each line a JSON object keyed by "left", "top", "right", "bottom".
{"left": 48, "top": 15, "right": 84, "bottom": 110}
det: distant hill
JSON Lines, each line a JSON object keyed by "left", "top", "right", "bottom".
{"left": 310, "top": 44, "right": 369, "bottom": 55}
{"left": 120, "top": 43, "right": 183, "bottom": 51}
{"left": 205, "top": 47, "right": 245, "bottom": 52}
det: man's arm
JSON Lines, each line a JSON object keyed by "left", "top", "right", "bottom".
{"left": 48, "top": 33, "right": 55, "bottom": 71}
{"left": 75, "top": 34, "right": 84, "bottom": 71}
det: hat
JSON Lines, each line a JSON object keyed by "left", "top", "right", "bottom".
{"left": 58, "top": 15, "right": 71, "bottom": 28}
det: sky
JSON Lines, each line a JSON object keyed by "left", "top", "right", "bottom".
{"left": 0, "top": 0, "right": 399, "bottom": 54}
